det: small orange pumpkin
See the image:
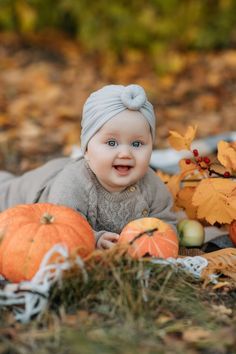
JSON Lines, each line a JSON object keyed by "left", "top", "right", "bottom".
{"left": 229, "top": 220, "right": 236, "bottom": 246}
{"left": 118, "top": 217, "right": 179, "bottom": 259}
{"left": 0, "top": 203, "right": 95, "bottom": 282}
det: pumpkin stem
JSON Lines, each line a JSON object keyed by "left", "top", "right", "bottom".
{"left": 41, "top": 213, "right": 55, "bottom": 224}
{"left": 129, "top": 228, "right": 158, "bottom": 245}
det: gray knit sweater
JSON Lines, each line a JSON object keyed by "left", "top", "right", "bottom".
{"left": 0, "top": 157, "right": 177, "bottom": 241}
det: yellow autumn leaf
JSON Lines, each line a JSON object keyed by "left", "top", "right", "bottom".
{"left": 168, "top": 125, "right": 197, "bottom": 151}
{"left": 165, "top": 160, "right": 203, "bottom": 212}
{"left": 179, "top": 158, "right": 205, "bottom": 177}
{"left": 166, "top": 175, "right": 182, "bottom": 210}
{"left": 179, "top": 158, "right": 196, "bottom": 174}
{"left": 192, "top": 178, "right": 236, "bottom": 225}
{"left": 183, "top": 327, "right": 211, "bottom": 343}
{"left": 217, "top": 141, "right": 236, "bottom": 173}
{"left": 178, "top": 159, "right": 206, "bottom": 188}
{"left": 176, "top": 187, "right": 198, "bottom": 219}
{"left": 155, "top": 170, "right": 171, "bottom": 184}
{"left": 182, "top": 173, "right": 204, "bottom": 188}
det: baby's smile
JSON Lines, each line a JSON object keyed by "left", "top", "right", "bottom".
{"left": 113, "top": 165, "right": 133, "bottom": 175}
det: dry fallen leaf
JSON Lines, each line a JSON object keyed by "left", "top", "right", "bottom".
{"left": 155, "top": 313, "right": 174, "bottom": 325}
{"left": 217, "top": 140, "right": 236, "bottom": 173}
{"left": 178, "top": 158, "right": 197, "bottom": 175}
{"left": 212, "top": 281, "right": 231, "bottom": 290}
{"left": 176, "top": 186, "right": 198, "bottom": 219}
{"left": 166, "top": 175, "right": 182, "bottom": 209}
{"left": 179, "top": 158, "right": 207, "bottom": 186}
{"left": 192, "top": 178, "right": 236, "bottom": 224}
{"left": 168, "top": 125, "right": 197, "bottom": 151}
{"left": 183, "top": 327, "right": 211, "bottom": 343}
{"left": 156, "top": 170, "right": 171, "bottom": 184}
{"left": 211, "top": 304, "right": 232, "bottom": 316}
{"left": 202, "top": 248, "right": 236, "bottom": 285}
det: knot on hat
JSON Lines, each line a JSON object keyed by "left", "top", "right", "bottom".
{"left": 120, "top": 84, "right": 147, "bottom": 110}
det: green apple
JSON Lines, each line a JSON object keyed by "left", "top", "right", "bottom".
{"left": 177, "top": 219, "right": 205, "bottom": 247}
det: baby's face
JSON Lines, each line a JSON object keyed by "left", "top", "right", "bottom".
{"left": 85, "top": 110, "right": 153, "bottom": 192}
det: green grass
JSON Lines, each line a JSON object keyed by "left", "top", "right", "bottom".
{"left": 0, "top": 250, "right": 236, "bottom": 353}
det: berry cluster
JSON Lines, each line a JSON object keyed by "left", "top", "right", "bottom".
{"left": 185, "top": 148, "right": 231, "bottom": 178}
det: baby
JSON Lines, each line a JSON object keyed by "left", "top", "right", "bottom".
{"left": 0, "top": 84, "right": 177, "bottom": 249}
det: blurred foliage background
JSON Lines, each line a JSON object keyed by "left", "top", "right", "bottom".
{"left": 0, "top": 3, "right": 236, "bottom": 349}
{"left": 1, "top": 0, "right": 236, "bottom": 172}
{"left": 1, "top": 0, "right": 236, "bottom": 63}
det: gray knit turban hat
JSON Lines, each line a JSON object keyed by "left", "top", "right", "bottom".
{"left": 80, "top": 84, "right": 156, "bottom": 154}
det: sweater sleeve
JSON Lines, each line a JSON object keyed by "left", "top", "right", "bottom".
{"left": 44, "top": 160, "right": 103, "bottom": 244}
{"left": 45, "top": 160, "right": 90, "bottom": 218}
{"left": 145, "top": 168, "right": 177, "bottom": 230}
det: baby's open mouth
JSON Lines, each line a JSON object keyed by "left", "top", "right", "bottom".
{"left": 113, "top": 165, "right": 132, "bottom": 172}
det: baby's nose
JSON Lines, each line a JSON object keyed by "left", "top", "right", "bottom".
{"left": 117, "top": 145, "right": 132, "bottom": 158}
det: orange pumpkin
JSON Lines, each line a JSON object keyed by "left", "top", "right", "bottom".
{"left": 229, "top": 220, "right": 236, "bottom": 245}
{"left": 0, "top": 203, "right": 95, "bottom": 282}
{"left": 118, "top": 217, "right": 179, "bottom": 259}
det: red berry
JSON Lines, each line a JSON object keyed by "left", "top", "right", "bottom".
{"left": 203, "top": 157, "right": 210, "bottom": 164}
{"left": 185, "top": 159, "right": 191, "bottom": 165}
{"left": 193, "top": 149, "right": 199, "bottom": 157}
{"left": 224, "top": 171, "right": 231, "bottom": 178}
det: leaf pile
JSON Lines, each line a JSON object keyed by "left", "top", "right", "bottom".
{"left": 166, "top": 125, "right": 236, "bottom": 225}
{"left": 0, "top": 34, "right": 236, "bottom": 174}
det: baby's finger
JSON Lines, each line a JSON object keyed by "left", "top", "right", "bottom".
{"left": 101, "top": 239, "right": 117, "bottom": 249}
{"left": 106, "top": 233, "right": 120, "bottom": 241}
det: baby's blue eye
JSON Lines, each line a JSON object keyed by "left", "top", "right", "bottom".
{"left": 107, "top": 140, "right": 118, "bottom": 147}
{"left": 132, "top": 141, "right": 142, "bottom": 148}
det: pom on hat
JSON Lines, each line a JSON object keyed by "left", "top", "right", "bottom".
{"left": 120, "top": 85, "right": 147, "bottom": 110}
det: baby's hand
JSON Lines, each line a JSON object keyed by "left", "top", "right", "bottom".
{"left": 97, "top": 232, "right": 119, "bottom": 249}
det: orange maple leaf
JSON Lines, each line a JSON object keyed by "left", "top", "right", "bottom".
{"left": 179, "top": 158, "right": 196, "bottom": 174}
{"left": 177, "top": 158, "right": 206, "bottom": 188}
{"left": 166, "top": 175, "right": 182, "bottom": 210}
{"left": 168, "top": 125, "right": 197, "bottom": 151}
{"left": 156, "top": 170, "right": 171, "bottom": 184}
{"left": 217, "top": 141, "right": 236, "bottom": 173}
{"left": 166, "top": 160, "right": 203, "bottom": 211}
{"left": 176, "top": 187, "right": 198, "bottom": 219}
{"left": 192, "top": 178, "right": 236, "bottom": 225}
